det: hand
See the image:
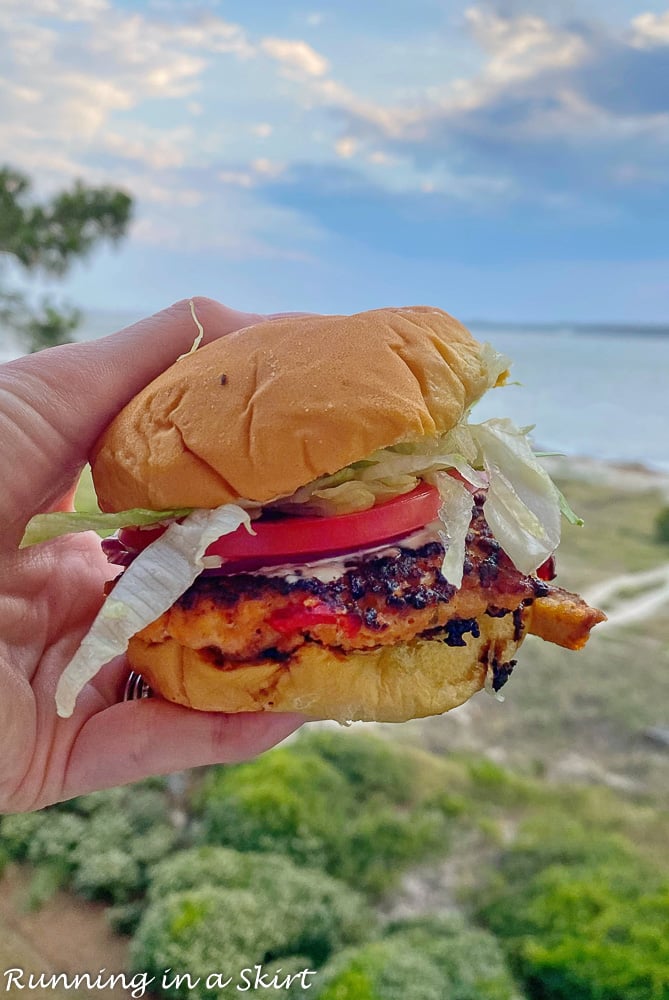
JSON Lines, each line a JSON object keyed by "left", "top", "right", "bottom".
{"left": 0, "top": 298, "right": 304, "bottom": 813}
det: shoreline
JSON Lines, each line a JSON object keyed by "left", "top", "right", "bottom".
{"left": 542, "top": 454, "right": 669, "bottom": 496}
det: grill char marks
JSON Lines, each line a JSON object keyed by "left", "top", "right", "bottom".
{"left": 178, "top": 539, "right": 453, "bottom": 610}
{"left": 140, "top": 501, "right": 544, "bottom": 662}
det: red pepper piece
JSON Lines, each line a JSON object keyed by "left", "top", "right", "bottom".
{"left": 267, "top": 601, "right": 362, "bottom": 638}
{"left": 537, "top": 556, "right": 557, "bottom": 581}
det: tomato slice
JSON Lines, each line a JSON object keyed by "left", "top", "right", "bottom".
{"left": 118, "top": 483, "right": 441, "bottom": 571}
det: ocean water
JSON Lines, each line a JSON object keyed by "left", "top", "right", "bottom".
{"left": 1, "top": 315, "right": 667, "bottom": 471}
{"left": 470, "top": 327, "right": 669, "bottom": 472}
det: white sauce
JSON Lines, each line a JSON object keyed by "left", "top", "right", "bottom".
{"left": 245, "top": 521, "right": 444, "bottom": 583}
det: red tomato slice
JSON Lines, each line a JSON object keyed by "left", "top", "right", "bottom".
{"left": 118, "top": 483, "right": 441, "bottom": 571}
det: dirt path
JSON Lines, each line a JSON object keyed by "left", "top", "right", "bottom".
{"left": 584, "top": 563, "right": 669, "bottom": 629}
{"left": 0, "top": 865, "right": 130, "bottom": 999}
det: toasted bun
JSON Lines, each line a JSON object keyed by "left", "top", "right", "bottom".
{"left": 92, "top": 306, "right": 492, "bottom": 512}
{"left": 126, "top": 612, "right": 525, "bottom": 723}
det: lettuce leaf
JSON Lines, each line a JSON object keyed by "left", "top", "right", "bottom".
{"left": 430, "top": 472, "right": 475, "bottom": 589}
{"left": 471, "top": 419, "right": 561, "bottom": 574}
{"left": 55, "top": 504, "right": 253, "bottom": 718}
{"left": 20, "top": 507, "right": 194, "bottom": 548}
{"left": 277, "top": 414, "right": 571, "bottom": 579}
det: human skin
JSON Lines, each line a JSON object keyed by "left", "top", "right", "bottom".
{"left": 0, "top": 298, "right": 304, "bottom": 813}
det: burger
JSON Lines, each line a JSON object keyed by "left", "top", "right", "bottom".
{"left": 25, "top": 306, "right": 605, "bottom": 722}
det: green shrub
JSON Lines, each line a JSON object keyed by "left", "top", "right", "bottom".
{"left": 198, "top": 748, "right": 349, "bottom": 872}
{"left": 384, "top": 916, "right": 525, "bottom": 1000}
{"left": 336, "top": 806, "right": 448, "bottom": 896}
{"left": 0, "top": 811, "right": 46, "bottom": 860}
{"left": 107, "top": 900, "right": 147, "bottom": 936}
{"left": 296, "top": 730, "right": 415, "bottom": 805}
{"left": 655, "top": 506, "right": 669, "bottom": 544}
{"left": 196, "top": 734, "right": 452, "bottom": 896}
{"left": 314, "top": 940, "right": 443, "bottom": 1000}
{"left": 515, "top": 876, "right": 669, "bottom": 1000}
{"left": 26, "top": 811, "right": 88, "bottom": 870}
{"left": 145, "top": 847, "right": 372, "bottom": 963}
{"left": 314, "top": 917, "right": 523, "bottom": 1000}
{"left": 465, "top": 758, "right": 542, "bottom": 808}
{"left": 131, "top": 847, "right": 375, "bottom": 999}
{"left": 0, "top": 780, "right": 177, "bottom": 915}
{"left": 477, "top": 822, "right": 669, "bottom": 1000}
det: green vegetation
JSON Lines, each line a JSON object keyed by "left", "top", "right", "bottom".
{"left": 477, "top": 818, "right": 669, "bottom": 1000}
{"left": 131, "top": 848, "right": 372, "bottom": 998}
{"left": 655, "top": 505, "right": 669, "bottom": 545}
{"left": 315, "top": 916, "right": 525, "bottom": 1000}
{"left": 0, "top": 781, "right": 177, "bottom": 923}
{"left": 3, "top": 730, "right": 669, "bottom": 999}
{"left": 196, "top": 731, "right": 452, "bottom": 896}
{"left": 0, "top": 164, "right": 132, "bottom": 352}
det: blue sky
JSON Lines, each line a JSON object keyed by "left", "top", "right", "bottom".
{"left": 2, "top": 0, "right": 668, "bottom": 322}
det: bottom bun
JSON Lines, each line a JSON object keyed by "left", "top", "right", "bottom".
{"left": 128, "top": 611, "right": 527, "bottom": 723}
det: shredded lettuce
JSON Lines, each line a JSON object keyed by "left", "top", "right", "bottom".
{"left": 20, "top": 507, "right": 194, "bottom": 548}
{"left": 556, "top": 486, "right": 585, "bottom": 526}
{"left": 479, "top": 342, "right": 512, "bottom": 391}
{"left": 430, "top": 472, "right": 475, "bottom": 588}
{"left": 55, "top": 504, "right": 253, "bottom": 718}
{"left": 472, "top": 419, "right": 562, "bottom": 575}
{"left": 175, "top": 298, "right": 205, "bottom": 361}
{"left": 278, "top": 414, "right": 571, "bottom": 579}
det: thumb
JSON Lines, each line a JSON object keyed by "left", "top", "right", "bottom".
{"left": 0, "top": 298, "right": 264, "bottom": 540}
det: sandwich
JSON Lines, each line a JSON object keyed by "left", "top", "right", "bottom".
{"left": 23, "top": 306, "right": 605, "bottom": 722}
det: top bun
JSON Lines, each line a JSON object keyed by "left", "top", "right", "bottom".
{"left": 92, "top": 306, "right": 491, "bottom": 511}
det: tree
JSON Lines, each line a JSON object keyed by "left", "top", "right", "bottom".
{"left": 0, "top": 165, "right": 132, "bottom": 352}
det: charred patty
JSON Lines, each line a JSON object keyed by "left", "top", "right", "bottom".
{"left": 136, "top": 498, "right": 601, "bottom": 665}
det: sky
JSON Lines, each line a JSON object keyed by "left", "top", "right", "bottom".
{"left": 1, "top": 0, "right": 668, "bottom": 323}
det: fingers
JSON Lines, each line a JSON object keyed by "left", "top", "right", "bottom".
{"left": 0, "top": 298, "right": 264, "bottom": 530}
{"left": 61, "top": 699, "right": 305, "bottom": 799}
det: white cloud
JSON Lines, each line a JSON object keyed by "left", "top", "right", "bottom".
{"left": 631, "top": 10, "right": 669, "bottom": 47}
{"left": 261, "top": 37, "right": 329, "bottom": 78}
{"left": 251, "top": 122, "right": 273, "bottom": 138}
{"left": 101, "top": 128, "right": 193, "bottom": 170}
{"left": 124, "top": 178, "right": 203, "bottom": 206}
{"left": 0, "top": 78, "right": 42, "bottom": 104}
{"left": 314, "top": 78, "right": 417, "bottom": 137}
{"left": 217, "top": 170, "right": 255, "bottom": 188}
{"left": 335, "top": 137, "right": 358, "bottom": 158}
{"left": 1, "top": 0, "right": 109, "bottom": 21}
{"left": 251, "top": 157, "right": 284, "bottom": 178}
{"left": 463, "top": 6, "right": 587, "bottom": 86}
{"left": 5, "top": 21, "right": 58, "bottom": 67}
{"left": 367, "top": 150, "right": 394, "bottom": 165}
{"left": 217, "top": 158, "right": 284, "bottom": 187}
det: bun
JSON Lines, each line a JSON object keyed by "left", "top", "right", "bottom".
{"left": 91, "top": 307, "right": 491, "bottom": 512}
{"left": 126, "top": 612, "right": 525, "bottom": 723}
